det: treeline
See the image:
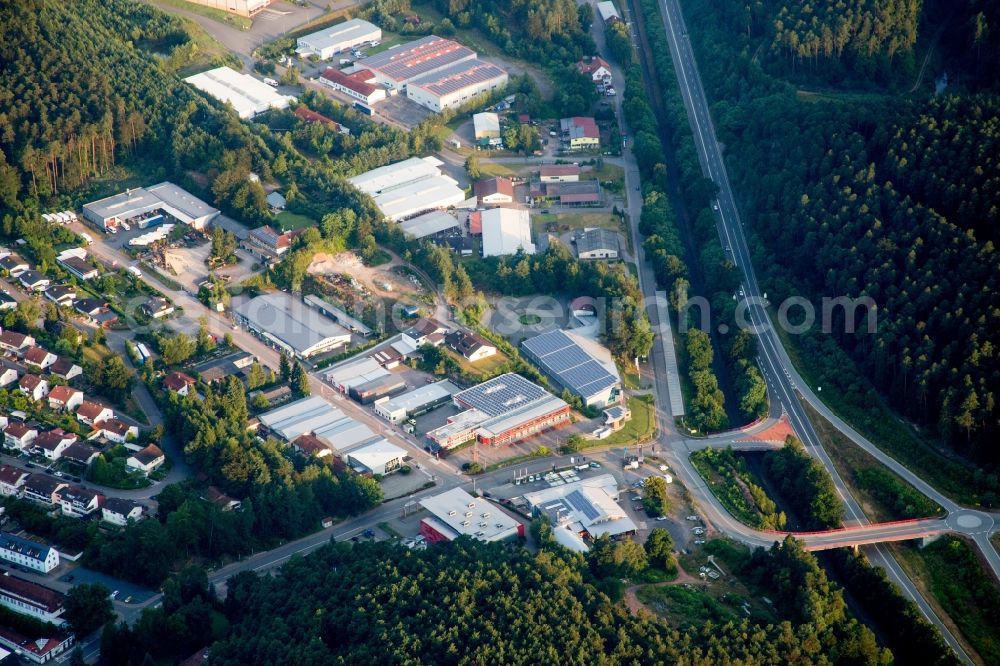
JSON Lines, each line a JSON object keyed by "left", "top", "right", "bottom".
{"left": 85, "top": 377, "right": 382, "bottom": 587}
{"left": 628, "top": 0, "right": 766, "bottom": 430}
{"left": 197, "top": 536, "right": 892, "bottom": 664}
{"left": 691, "top": 447, "right": 786, "bottom": 530}
{"left": 677, "top": 0, "right": 1000, "bottom": 479}
{"left": 763, "top": 436, "right": 843, "bottom": 530}
{"left": 830, "top": 549, "right": 963, "bottom": 666}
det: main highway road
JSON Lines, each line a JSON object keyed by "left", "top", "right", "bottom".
{"left": 642, "top": 0, "right": 987, "bottom": 660}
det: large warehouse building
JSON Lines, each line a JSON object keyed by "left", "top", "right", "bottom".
{"left": 83, "top": 182, "right": 219, "bottom": 231}
{"left": 296, "top": 18, "right": 381, "bottom": 59}
{"left": 372, "top": 380, "right": 456, "bottom": 423}
{"left": 185, "top": 67, "right": 294, "bottom": 119}
{"left": 406, "top": 60, "right": 508, "bottom": 113}
{"left": 419, "top": 488, "right": 524, "bottom": 543}
{"left": 481, "top": 208, "right": 535, "bottom": 257}
{"left": 348, "top": 157, "right": 466, "bottom": 221}
{"left": 233, "top": 292, "right": 352, "bottom": 358}
{"left": 523, "top": 474, "right": 636, "bottom": 549}
{"left": 427, "top": 372, "right": 569, "bottom": 450}
{"left": 521, "top": 329, "right": 621, "bottom": 408}
{"left": 354, "top": 35, "right": 476, "bottom": 89}
{"left": 183, "top": 0, "right": 271, "bottom": 18}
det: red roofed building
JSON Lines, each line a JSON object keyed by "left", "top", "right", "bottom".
{"left": 294, "top": 107, "right": 349, "bottom": 135}
{"left": 539, "top": 164, "right": 581, "bottom": 183}
{"left": 0, "top": 625, "right": 73, "bottom": 663}
{"left": 0, "top": 572, "right": 65, "bottom": 624}
{"left": 469, "top": 211, "right": 483, "bottom": 235}
{"left": 48, "top": 385, "right": 83, "bottom": 412}
{"left": 577, "top": 56, "right": 612, "bottom": 83}
{"left": 474, "top": 178, "right": 515, "bottom": 207}
{"left": 319, "top": 67, "right": 386, "bottom": 106}
{"left": 163, "top": 371, "right": 196, "bottom": 396}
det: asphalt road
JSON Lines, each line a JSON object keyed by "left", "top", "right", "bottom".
{"left": 648, "top": 0, "right": 981, "bottom": 660}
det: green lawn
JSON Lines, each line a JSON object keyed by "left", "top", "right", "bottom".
{"left": 531, "top": 211, "right": 621, "bottom": 237}
{"left": 598, "top": 396, "right": 655, "bottom": 447}
{"left": 477, "top": 161, "right": 518, "bottom": 178}
{"left": 444, "top": 348, "right": 510, "bottom": 380}
{"left": 362, "top": 34, "right": 411, "bottom": 57}
{"left": 275, "top": 211, "right": 316, "bottom": 231}
{"left": 152, "top": 0, "right": 251, "bottom": 30}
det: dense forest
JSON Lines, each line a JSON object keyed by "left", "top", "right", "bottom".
{"left": 673, "top": 0, "right": 1000, "bottom": 481}
{"left": 98, "top": 536, "right": 892, "bottom": 665}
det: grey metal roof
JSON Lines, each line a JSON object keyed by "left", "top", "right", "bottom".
{"left": 234, "top": 292, "right": 351, "bottom": 356}
{"left": 407, "top": 59, "right": 507, "bottom": 97}
{"left": 575, "top": 227, "right": 619, "bottom": 255}
{"left": 521, "top": 329, "right": 620, "bottom": 400}
{"left": 453, "top": 372, "right": 549, "bottom": 417}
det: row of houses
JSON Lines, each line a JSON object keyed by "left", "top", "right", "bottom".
{"left": 0, "top": 465, "right": 145, "bottom": 526}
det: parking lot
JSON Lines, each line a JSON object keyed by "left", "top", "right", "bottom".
{"left": 58, "top": 566, "right": 155, "bottom": 604}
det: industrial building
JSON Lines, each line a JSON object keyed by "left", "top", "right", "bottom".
{"left": 480, "top": 208, "right": 535, "bottom": 257}
{"left": 348, "top": 156, "right": 467, "bottom": 222}
{"left": 560, "top": 117, "right": 600, "bottom": 149}
{"left": 596, "top": 0, "right": 621, "bottom": 24}
{"left": 355, "top": 35, "right": 476, "bottom": 89}
{"left": 296, "top": 18, "right": 382, "bottom": 59}
{"left": 325, "top": 356, "right": 389, "bottom": 392}
{"left": 474, "top": 177, "right": 514, "bottom": 206}
{"left": 406, "top": 60, "right": 509, "bottom": 113}
{"left": 473, "top": 112, "right": 501, "bottom": 142}
{"left": 574, "top": 227, "right": 620, "bottom": 259}
{"left": 521, "top": 329, "right": 621, "bottom": 408}
{"left": 184, "top": 66, "right": 295, "bottom": 119}
{"left": 0, "top": 574, "right": 65, "bottom": 625}
{"left": 346, "top": 439, "right": 407, "bottom": 476}
{"left": 319, "top": 68, "right": 387, "bottom": 107}
{"left": 83, "top": 182, "right": 219, "bottom": 231}
{"left": 427, "top": 373, "right": 569, "bottom": 450}
{"left": 372, "top": 380, "right": 456, "bottom": 423}
{"left": 182, "top": 0, "right": 271, "bottom": 18}
{"left": 523, "top": 474, "right": 636, "bottom": 550}
{"left": 0, "top": 532, "right": 59, "bottom": 573}
{"left": 303, "top": 295, "right": 372, "bottom": 336}
{"left": 539, "top": 164, "right": 581, "bottom": 182}
{"left": 398, "top": 210, "right": 461, "bottom": 239}
{"left": 419, "top": 488, "right": 524, "bottom": 543}
{"left": 349, "top": 374, "right": 407, "bottom": 405}
{"left": 532, "top": 179, "right": 603, "bottom": 207}
{"left": 233, "top": 292, "right": 352, "bottom": 358}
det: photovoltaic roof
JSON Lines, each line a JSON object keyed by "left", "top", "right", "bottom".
{"left": 521, "top": 330, "right": 620, "bottom": 400}
{"left": 453, "top": 372, "right": 548, "bottom": 417}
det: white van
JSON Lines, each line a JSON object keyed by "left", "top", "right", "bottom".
{"left": 263, "top": 77, "right": 279, "bottom": 87}
{"left": 127, "top": 266, "right": 142, "bottom": 278}
{"left": 79, "top": 232, "right": 93, "bottom": 245}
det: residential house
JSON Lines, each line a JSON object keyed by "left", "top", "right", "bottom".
{"left": 18, "top": 270, "right": 50, "bottom": 292}
{"left": 473, "top": 177, "right": 515, "bottom": 207}
{"left": 76, "top": 400, "right": 113, "bottom": 426}
{"left": 445, "top": 330, "right": 497, "bottom": 362}
{"left": 34, "top": 429, "right": 77, "bottom": 461}
{"left": 0, "top": 292, "right": 15, "bottom": 311}
{"left": 74, "top": 298, "right": 118, "bottom": 327}
{"left": 266, "top": 191, "right": 286, "bottom": 210}
{"left": 246, "top": 225, "right": 294, "bottom": 257}
{"left": 58, "top": 254, "right": 99, "bottom": 280}
{"left": 0, "top": 465, "right": 29, "bottom": 497}
{"left": 22, "top": 475, "right": 67, "bottom": 506}
{"left": 19, "top": 374, "right": 49, "bottom": 401}
{"left": 95, "top": 418, "right": 138, "bottom": 445}
{"left": 191, "top": 351, "right": 257, "bottom": 384}
{"left": 127, "top": 444, "right": 165, "bottom": 475}
{"left": 0, "top": 366, "right": 18, "bottom": 388}
{"left": 0, "top": 256, "right": 29, "bottom": 277}
{"left": 49, "top": 358, "right": 82, "bottom": 381}
{"left": 203, "top": 486, "right": 241, "bottom": 512}
{"left": 292, "top": 434, "right": 332, "bottom": 459}
{"left": 102, "top": 498, "right": 145, "bottom": 526}
{"left": 23, "top": 347, "right": 57, "bottom": 371}
{"left": 55, "top": 485, "right": 104, "bottom": 518}
{"left": 0, "top": 330, "right": 35, "bottom": 353}
{"left": 163, "top": 371, "right": 196, "bottom": 396}
{"left": 577, "top": 56, "right": 613, "bottom": 83}
{"left": 60, "top": 442, "right": 99, "bottom": 467}
{"left": 43, "top": 285, "right": 76, "bottom": 307}
{"left": 141, "top": 296, "right": 174, "bottom": 319}
{"left": 47, "top": 385, "right": 83, "bottom": 412}
{"left": 401, "top": 318, "right": 448, "bottom": 349}
{"left": 4, "top": 422, "right": 38, "bottom": 450}
{"left": 248, "top": 384, "right": 291, "bottom": 409}
{"left": 0, "top": 532, "right": 60, "bottom": 574}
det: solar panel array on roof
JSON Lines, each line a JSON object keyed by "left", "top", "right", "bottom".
{"left": 566, "top": 489, "right": 600, "bottom": 521}
{"left": 521, "top": 330, "right": 620, "bottom": 403}
{"left": 453, "top": 373, "right": 548, "bottom": 416}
